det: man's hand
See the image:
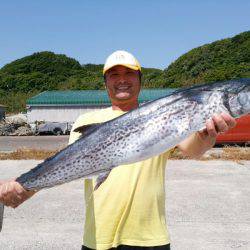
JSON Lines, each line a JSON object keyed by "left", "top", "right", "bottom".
{"left": 0, "top": 180, "right": 36, "bottom": 208}
{"left": 178, "top": 112, "right": 237, "bottom": 158}
{"left": 197, "top": 112, "right": 237, "bottom": 144}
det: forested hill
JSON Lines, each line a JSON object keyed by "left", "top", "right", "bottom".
{"left": 0, "top": 52, "right": 163, "bottom": 112}
{"left": 0, "top": 51, "right": 163, "bottom": 93}
{"left": 162, "top": 31, "right": 250, "bottom": 87}
{"left": 0, "top": 31, "right": 249, "bottom": 113}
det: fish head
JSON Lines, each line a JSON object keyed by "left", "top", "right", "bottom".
{"left": 226, "top": 78, "right": 250, "bottom": 117}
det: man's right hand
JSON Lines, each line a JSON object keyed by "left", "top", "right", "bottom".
{"left": 0, "top": 180, "right": 36, "bottom": 208}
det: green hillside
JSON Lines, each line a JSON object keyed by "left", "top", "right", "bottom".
{"left": 163, "top": 31, "right": 250, "bottom": 87}
{"left": 0, "top": 52, "right": 163, "bottom": 112}
{"left": 0, "top": 31, "right": 249, "bottom": 113}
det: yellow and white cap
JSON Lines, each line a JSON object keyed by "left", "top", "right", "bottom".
{"left": 103, "top": 50, "right": 141, "bottom": 75}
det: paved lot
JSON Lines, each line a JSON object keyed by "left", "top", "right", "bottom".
{"left": 0, "top": 136, "right": 69, "bottom": 152}
{"left": 0, "top": 160, "right": 249, "bottom": 249}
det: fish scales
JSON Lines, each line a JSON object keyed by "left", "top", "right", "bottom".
{"left": 14, "top": 78, "right": 250, "bottom": 190}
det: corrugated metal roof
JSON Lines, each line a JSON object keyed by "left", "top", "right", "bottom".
{"left": 27, "top": 89, "right": 177, "bottom": 106}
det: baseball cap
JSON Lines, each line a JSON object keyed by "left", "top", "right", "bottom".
{"left": 103, "top": 50, "right": 141, "bottom": 75}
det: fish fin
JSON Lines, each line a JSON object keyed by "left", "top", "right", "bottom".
{"left": 73, "top": 123, "right": 103, "bottom": 134}
{"left": 0, "top": 203, "right": 4, "bottom": 232}
{"left": 94, "top": 170, "right": 111, "bottom": 191}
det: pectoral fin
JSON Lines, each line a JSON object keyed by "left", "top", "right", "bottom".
{"left": 94, "top": 170, "right": 111, "bottom": 191}
{"left": 73, "top": 123, "right": 103, "bottom": 134}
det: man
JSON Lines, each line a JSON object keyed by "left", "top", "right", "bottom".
{"left": 0, "top": 50, "right": 236, "bottom": 249}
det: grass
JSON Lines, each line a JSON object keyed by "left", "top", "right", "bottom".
{"left": 207, "top": 146, "right": 250, "bottom": 161}
{"left": 170, "top": 146, "right": 250, "bottom": 162}
{"left": 0, "top": 149, "right": 59, "bottom": 160}
{"left": 0, "top": 147, "right": 249, "bottom": 161}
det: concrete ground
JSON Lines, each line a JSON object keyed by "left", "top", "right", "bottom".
{"left": 0, "top": 136, "right": 69, "bottom": 152}
{"left": 0, "top": 136, "right": 232, "bottom": 153}
{"left": 0, "top": 160, "right": 249, "bottom": 250}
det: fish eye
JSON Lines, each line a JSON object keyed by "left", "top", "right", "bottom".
{"left": 237, "top": 93, "right": 249, "bottom": 106}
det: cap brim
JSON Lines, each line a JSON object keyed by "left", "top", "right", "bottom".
{"left": 103, "top": 64, "right": 141, "bottom": 75}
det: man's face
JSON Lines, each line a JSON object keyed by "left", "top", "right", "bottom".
{"left": 105, "top": 65, "right": 141, "bottom": 103}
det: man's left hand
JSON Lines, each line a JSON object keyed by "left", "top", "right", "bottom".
{"left": 177, "top": 112, "right": 237, "bottom": 158}
{"left": 197, "top": 112, "right": 237, "bottom": 144}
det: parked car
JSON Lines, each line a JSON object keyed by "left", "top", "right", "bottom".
{"left": 36, "top": 122, "right": 72, "bottom": 136}
{"left": 216, "top": 114, "right": 250, "bottom": 145}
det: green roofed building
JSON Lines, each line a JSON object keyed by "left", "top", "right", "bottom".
{"left": 26, "top": 89, "right": 176, "bottom": 123}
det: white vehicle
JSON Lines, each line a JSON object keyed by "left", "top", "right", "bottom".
{"left": 36, "top": 122, "right": 72, "bottom": 135}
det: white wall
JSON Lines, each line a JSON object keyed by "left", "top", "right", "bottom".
{"left": 27, "top": 105, "right": 107, "bottom": 124}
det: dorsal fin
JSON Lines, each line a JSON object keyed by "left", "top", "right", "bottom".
{"left": 73, "top": 123, "right": 104, "bottom": 135}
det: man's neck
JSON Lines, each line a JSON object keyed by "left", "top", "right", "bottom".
{"left": 111, "top": 101, "right": 139, "bottom": 111}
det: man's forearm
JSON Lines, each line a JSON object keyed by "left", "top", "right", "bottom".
{"left": 177, "top": 113, "right": 237, "bottom": 158}
{"left": 177, "top": 132, "right": 216, "bottom": 158}
{"left": 0, "top": 180, "right": 37, "bottom": 208}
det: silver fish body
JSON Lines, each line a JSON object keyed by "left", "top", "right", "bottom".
{"left": 15, "top": 78, "right": 250, "bottom": 190}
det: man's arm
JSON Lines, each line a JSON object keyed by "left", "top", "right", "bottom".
{"left": 0, "top": 180, "right": 36, "bottom": 208}
{"left": 0, "top": 114, "right": 86, "bottom": 208}
{"left": 177, "top": 113, "right": 237, "bottom": 158}
{"left": 0, "top": 116, "right": 84, "bottom": 208}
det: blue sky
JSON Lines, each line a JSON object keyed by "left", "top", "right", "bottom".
{"left": 0, "top": 0, "right": 249, "bottom": 69}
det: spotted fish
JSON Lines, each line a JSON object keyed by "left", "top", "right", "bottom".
{"left": 0, "top": 78, "right": 250, "bottom": 232}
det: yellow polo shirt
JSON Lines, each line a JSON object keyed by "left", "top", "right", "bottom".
{"left": 68, "top": 107, "right": 172, "bottom": 249}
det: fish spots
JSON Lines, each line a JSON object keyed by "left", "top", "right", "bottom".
{"left": 106, "top": 141, "right": 112, "bottom": 147}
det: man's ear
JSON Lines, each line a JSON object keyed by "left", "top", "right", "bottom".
{"left": 139, "top": 71, "right": 143, "bottom": 85}
{"left": 103, "top": 75, "right": 107, "bottom": 89}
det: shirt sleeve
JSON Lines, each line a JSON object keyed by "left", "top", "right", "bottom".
{"left": 68, "top": 112, "right": 98, "bottom": 145}
{"left": 68, "top": 116, "right": 85, "bottom": 145}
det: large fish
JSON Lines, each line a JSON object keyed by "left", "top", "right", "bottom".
{"left": 0, "top": 78, "right": 250, "bottom": 231}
